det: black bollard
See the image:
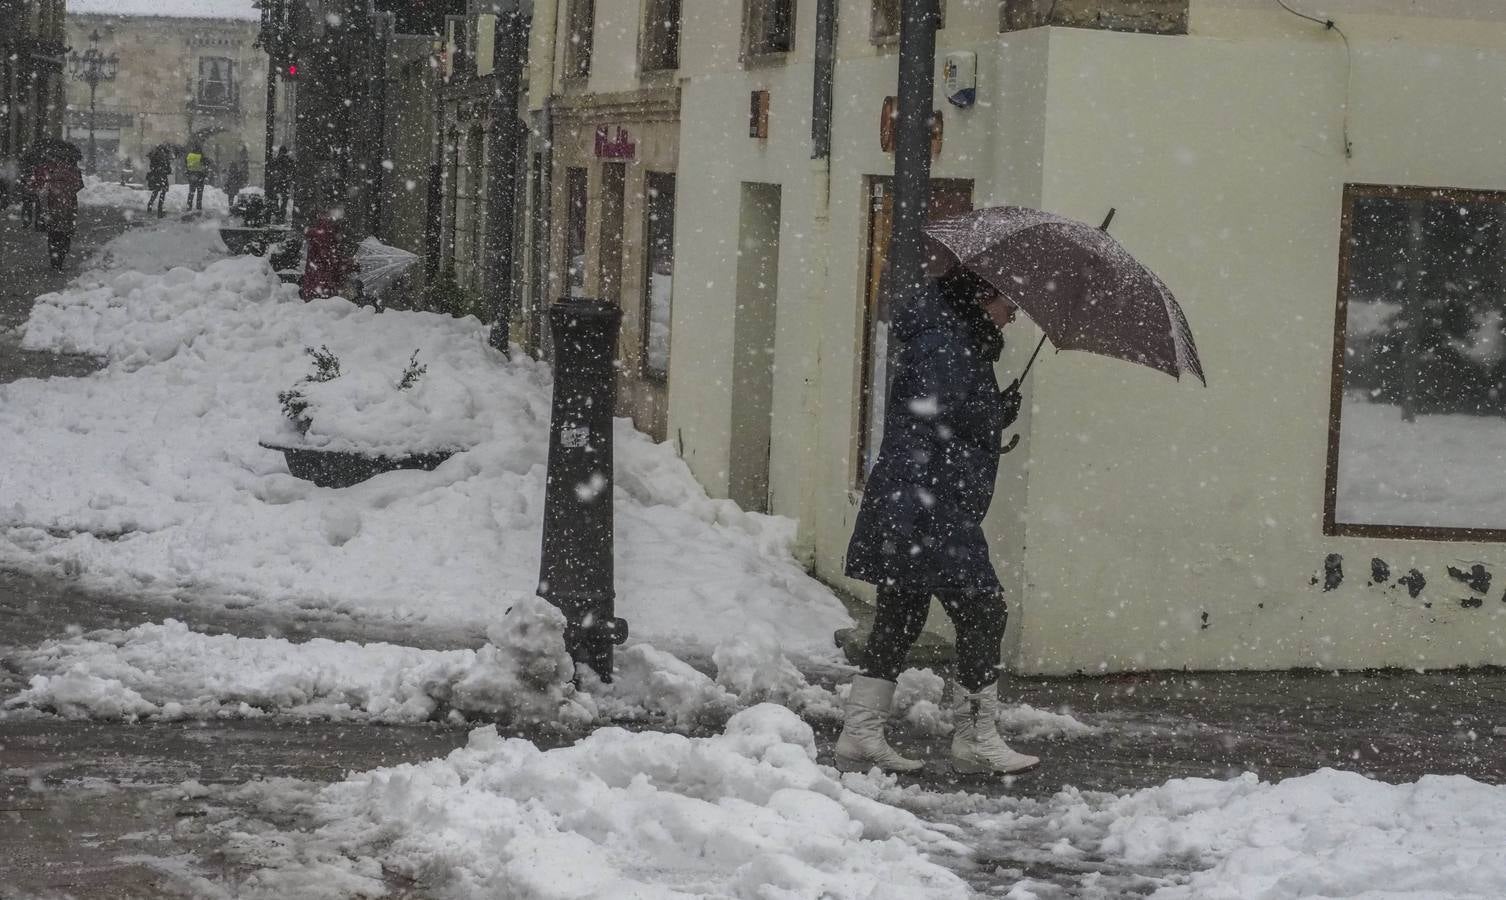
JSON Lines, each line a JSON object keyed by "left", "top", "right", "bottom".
{"left": 538, "top": 298, "right": 628, "bottom": 681}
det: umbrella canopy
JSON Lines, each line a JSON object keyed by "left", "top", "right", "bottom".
{"left": 924, "top": 206, "right": 1206, "bottom": 385}
{"left": 355, "top": 236, "right": 419, "bottom": 297}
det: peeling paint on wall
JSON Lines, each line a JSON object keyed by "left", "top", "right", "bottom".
{"left": 1371, "top": 558, "right": 1390, "bottom": 584}
{"left": 1446, "top": 563, "right": 1492, "bottom": 595}
{"left": 1398, "top": 568, "right": 1427, "bottom": 599}
{"left": 1323, "top": 554, "right": 1343, "bottom": 592}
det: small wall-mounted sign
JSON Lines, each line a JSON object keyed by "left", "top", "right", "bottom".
{"left": 879, "top": 97, "right": 943, "bottom": 158}
{"left": 594, "top": 125, "right": 636, "bottom": 160}
{"left": 943, "top": 51, "right": 977, "bottom": 108}
{"left": 750, "top": 90, "right": 771, "bottom": 139}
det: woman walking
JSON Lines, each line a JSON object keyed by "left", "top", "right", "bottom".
{"left": 836, "top": 264, "right": 1040, "bottom": 776}
{"left": 36, "top": 143, "right": 84, "bottom": 271}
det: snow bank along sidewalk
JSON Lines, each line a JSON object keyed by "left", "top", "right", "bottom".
{"left": 188, "top": 705, "right": 974, "bottom": 899}
{"left": 146, "top": 712, "right": 1506, "bottom": 899}
{"left": 79, "top": 174, "right": 232, "bottom": 215}
{"left": 1, "top": 220, "right": 1111, "bottom": 743}
{"left": 950, "top": 766, "right": 1506, "bottom": 899}
{"left": 0, "top": 221, "right": 851, "bottom": 669}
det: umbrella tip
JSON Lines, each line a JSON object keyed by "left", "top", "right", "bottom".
{"left": 1098, "top": 208, "right": 1116, "bottom": 231}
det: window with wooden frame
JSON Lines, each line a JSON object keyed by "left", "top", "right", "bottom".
{"left": 640, "top": 0, "right": 681, "bottom": 72}
{"left": 871, "top": 0, "right": 944, "bottom": 44}
{"left": 565, "top": 0, "right": 594, "bottom": 79}
{"left": 1325, "top": 183, "right": 1506, "bottom": 541}
{"left": 743, "top": 0, "right": 795, "bottom": 59}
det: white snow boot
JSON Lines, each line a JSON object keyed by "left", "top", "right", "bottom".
{"left": 834, "top": 675, "right": 925, "bottom": 773}
{"left": 950, "top": 685, "right": 1040, "bottom": 775}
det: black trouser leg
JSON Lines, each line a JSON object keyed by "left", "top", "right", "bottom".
{"left": 861, "top": 586, "right": 932, "bottom": 683}
{"left": 936, "top": 590, "right": 1007, "bottom": 693}
{"left": 47, "top": 230, "right": 70, "bottom": 269}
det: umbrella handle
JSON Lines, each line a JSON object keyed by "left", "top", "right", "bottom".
{"left": 1018, "top": 333, "right": 1049, "bottom": 382}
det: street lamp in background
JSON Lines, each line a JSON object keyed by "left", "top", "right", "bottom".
{"left": 68, "top": 29, "right": 120, "bottom": 176}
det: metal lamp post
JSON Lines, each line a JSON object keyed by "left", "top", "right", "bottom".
{"left": 68, "top": 29, "right": 120, "bottom": 176}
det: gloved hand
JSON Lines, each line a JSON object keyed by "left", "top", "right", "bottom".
{"left": 1000, "top": 379, "right": 1022, "bottom": 431}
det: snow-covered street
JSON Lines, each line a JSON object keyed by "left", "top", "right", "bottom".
{"left": 2, "top": 216, "right": 1505, "bottom": 898}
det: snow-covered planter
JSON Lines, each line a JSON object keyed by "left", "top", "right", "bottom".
{"left": 262, "top": 345, "right": 483, "bottom": 488}
{"left": 219, "top": 193, "right": 289, "bottom": 256}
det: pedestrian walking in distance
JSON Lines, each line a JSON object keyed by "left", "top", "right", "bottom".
{"left": 36, "top": 142, "right": 84, "bottom": 270}
{"left": 19, "top": 143, "right": 46, "bottom": 229}
{"left": 185, "top": 146, "right": 208, "bottom": 212}
{"left": 836, "top": 263, "right": 1040, "bottom": 777}
{"left": 146, "top": 143, "right": 172, "bottom": 217}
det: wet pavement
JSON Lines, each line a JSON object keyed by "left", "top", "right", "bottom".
{"left": 1, "top": 206, "right": 141, "bottom": 384}
{"left": 2, "top": 563, "right": 1503, "bottom": 897}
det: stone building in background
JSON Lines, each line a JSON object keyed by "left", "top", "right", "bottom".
{"left": 1, "top": 0, "right": 68, "bottom": 188}
{"left": 62, "top": 0, "right": 291, "bottom": 186}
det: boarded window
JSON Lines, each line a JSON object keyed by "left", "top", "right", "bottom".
{"left": 643, "top": 172, "right": 676, "bottom": 378}
{"left": 566, "top": 0, "right": 594, "bottom": 78}
{"left": 565, "top": 167, "right": 588, "bottom": 298}
{"left": 1326, "top": 184, "right": 1506, "bottom": 539}
{"left": 641, "top": 0, "right": 681, "bottom": 71}
{"left": 744, "top": 0, "right": 794, "bottom": 58}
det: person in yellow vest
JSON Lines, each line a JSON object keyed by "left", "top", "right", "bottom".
{"left": 185, "top": 147, "right": 208, "bottom": 212}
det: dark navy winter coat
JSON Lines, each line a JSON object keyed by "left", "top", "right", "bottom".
{"left": 845, "top": 277, "right": 1014, "bottom": 593}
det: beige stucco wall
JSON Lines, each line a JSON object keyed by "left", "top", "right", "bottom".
{"left": 670, "top": 1, "right": 1506, "bottom": 672}
{"left": 1015, "top": 16, "right": 1506, "bottom": 674}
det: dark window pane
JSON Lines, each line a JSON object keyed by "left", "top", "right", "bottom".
{"left": 643, "top": 172, "right": 676, "bottom": 377}
{"left": 566, "top": 167, "right": 588, "bottom": 297}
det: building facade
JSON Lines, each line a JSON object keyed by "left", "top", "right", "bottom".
{"left": 62, "top": 11, "right": 286, "bottom": 185}
{"left": 530, "top": 0, "right": 682, "bottom": 441}
{"left": 1, "top": 0, "right": 68, "bottom": 184}
{"left": 432, "top": 1, "right": 680, "bottom": 441}
{"left": 660, "top": 0, "right": 1506, "bottom": 673}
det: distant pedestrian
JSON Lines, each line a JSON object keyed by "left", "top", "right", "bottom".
{"left": 266, "top": 146, "right": 293, "bottom": 223}
{"left": 185, "top": 146, "right": 208, "bottom": 211}
{"left": 223, "top": 158, "right": 247, "bottom": 205}
{"left": 36, "top": 143, "right": 84, "bottom": 270}
{"left": 300, "top": 212, "right": 355, "bottom": 300}
{"left": 20, "top": 143, "right": 46, "bottom": 229}
{"left": 146, "top": 143, "right": 172, "bottom": 217}
{"left": 835, "top": 264, "right": 1039, "bottom": 778}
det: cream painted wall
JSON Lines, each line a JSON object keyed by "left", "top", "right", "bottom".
{"left": 1016, "top": 24, "right": 1506, "bottom": 673}
{"left": 550, "top": 0, "right": 687, "bottom": 95}
{"left": 672, "top": 2, "right": 1506, "bottom": 673}
{"left": 674, "top": 2, "right": 1050, "bottom": 606}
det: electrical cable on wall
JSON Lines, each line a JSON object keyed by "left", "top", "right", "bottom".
{"left": 1276, "top": 0, "right": 1354, "bottom": 158}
